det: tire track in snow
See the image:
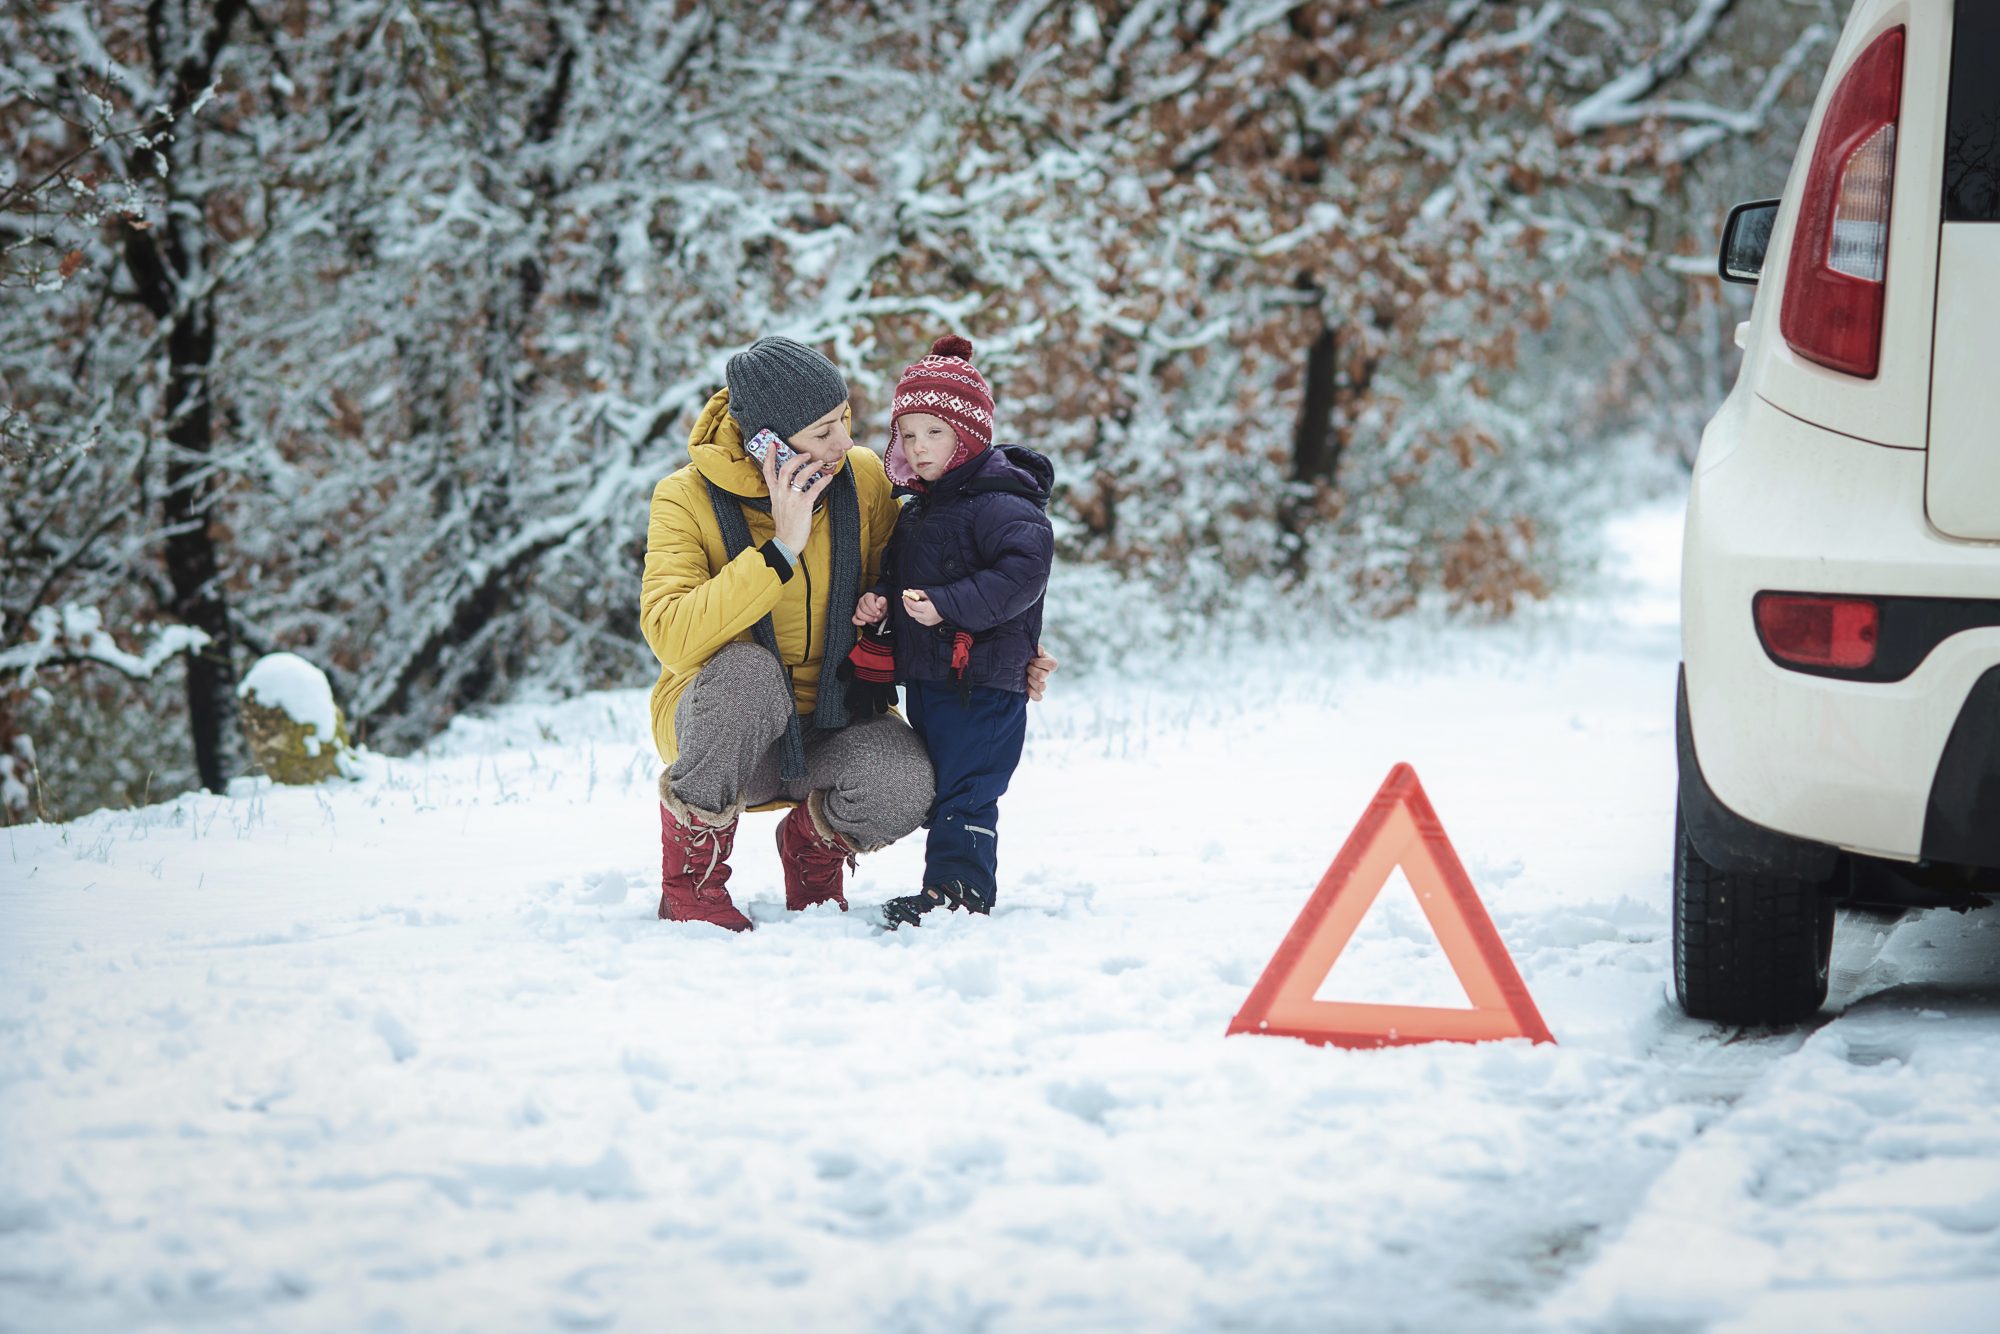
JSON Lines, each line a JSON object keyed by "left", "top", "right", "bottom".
{"left": 1539, "top": 908, "right": 2000, "bottom": 1331}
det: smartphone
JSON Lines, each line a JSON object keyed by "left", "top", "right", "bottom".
{"left": 745, "top": 428, "right": 800, "bottom": 473}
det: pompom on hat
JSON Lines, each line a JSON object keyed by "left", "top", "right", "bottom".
{"left": 885, "top": 335, "right": 995, "bottom": 486}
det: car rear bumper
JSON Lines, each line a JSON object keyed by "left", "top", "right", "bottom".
{"left": 1675, "top": 668, "right": 1840, "bottom": 879}
{"left": 1682, "top": 389, "right": 2000, "bottom": 863}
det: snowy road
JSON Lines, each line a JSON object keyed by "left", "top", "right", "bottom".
{"left": 8, "top": 506, "right": 2000, "bottom": 1333}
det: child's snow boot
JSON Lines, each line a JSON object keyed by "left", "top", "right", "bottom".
{"left": 777, "top": 797, "right": 854, "bottom": 912}
{"left": 882, "top": 879, "right": 994, "bottom": 930}
{"left": 658, "top": 800, "right": 751, "bottom": 932}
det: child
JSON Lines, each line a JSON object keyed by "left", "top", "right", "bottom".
{"left": 849, "top": 335, "right": 1054, "bottom": 928}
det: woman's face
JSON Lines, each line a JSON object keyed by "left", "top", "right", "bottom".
{"left": 787, "top": 404, "right": 854, "bottom": 467}
{"left": 898, "top": 412, "right": 958, "bottom": 481}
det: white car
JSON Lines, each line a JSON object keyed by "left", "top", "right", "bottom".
{"left": 1677, "top": 0, "right": 2000, "bottom": 1024}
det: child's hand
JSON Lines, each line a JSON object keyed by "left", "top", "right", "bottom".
{"left": 901, "top": 589, "right": 942, "bottom": 627}
{"left": 1026, "top": 643, "right": 1058, "bottom": 701}
{"left": 852, "top": 592, "right": 888, "bottom": 626}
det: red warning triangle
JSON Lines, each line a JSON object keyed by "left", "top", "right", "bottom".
{"left": 1228, "top": 763, "right": 1553, "bottom": 1049}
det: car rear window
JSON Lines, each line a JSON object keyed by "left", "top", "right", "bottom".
{"left": 1945, "top": 0, "right": 2000, "bottom": 221}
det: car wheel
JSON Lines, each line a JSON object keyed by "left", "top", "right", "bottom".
{"left": 1672, "top": 799, "right": 1836, "bottom": 1025}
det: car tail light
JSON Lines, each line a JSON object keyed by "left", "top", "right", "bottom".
{"left": 1780, "top": 27, "right": 1904, "bottom": 378}
{"left": 1754, "top": 593, "right": 1881, "bottom": 670}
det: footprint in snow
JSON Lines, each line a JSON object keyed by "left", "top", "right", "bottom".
{"left": 575, "top": 870, "right": 630, "bottom": 906}
{"left": 1047, "top": 1078, "right": 1123, "bottom": 1126}
{"left": 373, "top": 1010, "right": 418, "bottom": 1063}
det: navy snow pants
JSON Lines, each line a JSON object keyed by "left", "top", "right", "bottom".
{"left": 904, "top": 681, "right": 1028, "bottom": 905}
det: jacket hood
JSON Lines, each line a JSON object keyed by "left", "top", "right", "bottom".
{"left": 913, "top": 444, "right": 1054, "bottom": 508}
{"left": 687, "top": 387, "right": 852, "bottom": 499}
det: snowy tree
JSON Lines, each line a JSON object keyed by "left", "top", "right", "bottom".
{"left": 3, "top": 0, "right": 1838, "bottom": 821}
{"left": 2, "top": 0, "right": 293, "bottom": 812}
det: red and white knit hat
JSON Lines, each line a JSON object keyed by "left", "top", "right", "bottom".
{"left": 886, "top": 335, "right": 994, "bottom": 485}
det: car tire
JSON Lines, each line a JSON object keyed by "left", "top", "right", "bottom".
{"left": 1672, "top": 799, "right": 1836, "bottom": 1025}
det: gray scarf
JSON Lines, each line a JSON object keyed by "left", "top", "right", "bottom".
{"left": 706, "top": 466, "right": 862, "bottom": 783}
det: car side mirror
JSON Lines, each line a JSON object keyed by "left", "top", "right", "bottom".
{"left": 1719, "top": 199, "right": 1780, "bottom": 284}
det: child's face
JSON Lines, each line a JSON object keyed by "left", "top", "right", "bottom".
{"left": 898, "top": 413, "right": 958, "bottom": 481}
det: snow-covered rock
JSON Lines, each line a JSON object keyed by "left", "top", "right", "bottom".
{"left": 236, "top": 652, "right": 355, "bottom": 784}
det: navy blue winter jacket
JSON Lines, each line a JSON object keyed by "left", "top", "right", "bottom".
{"left": 878, "top": 445, "right": 1055, "bottom": 693}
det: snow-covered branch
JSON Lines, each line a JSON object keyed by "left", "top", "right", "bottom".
{"left": 0, "top": 605, "right": 210, "bottom": 682}
{"left": 1567, "top": 0, "right": 1738, "bottom": 134}
{"left": 1667, "top": 23, "right": 1833, "bottom": 162}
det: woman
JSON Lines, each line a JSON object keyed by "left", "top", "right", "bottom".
{"left": 640, "top": 336, "right": 1050, "bottom": 931}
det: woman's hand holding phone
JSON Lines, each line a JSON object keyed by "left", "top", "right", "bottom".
{"left": 764, "top": 441, "right": 832, "bottom": 551}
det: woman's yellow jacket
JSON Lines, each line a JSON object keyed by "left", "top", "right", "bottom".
{"left": 640, "top": 388, "right": 898, "bottom": 773}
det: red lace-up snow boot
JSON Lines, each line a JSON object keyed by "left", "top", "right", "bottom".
{"left": 776, "top": 797, "right": 855, "bottom": 912}
{"left": 658, "top": 801, "right": 751, "bottom": 931}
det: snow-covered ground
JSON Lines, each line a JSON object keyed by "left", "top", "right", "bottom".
{"left": 8, "top": 503, "right": 2000, "bottom": 1333}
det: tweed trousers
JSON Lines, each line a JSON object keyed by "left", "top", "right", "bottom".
{"left": 664, "top": 643, "right": 934, "bottom": 851}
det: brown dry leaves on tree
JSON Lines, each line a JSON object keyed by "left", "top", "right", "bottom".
{"left": 915, "top": 1, "right": 1664, "bottom": 610}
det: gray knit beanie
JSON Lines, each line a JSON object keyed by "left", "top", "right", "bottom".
{"left": 724, "top": 336, "right": 850, "bottom": 440}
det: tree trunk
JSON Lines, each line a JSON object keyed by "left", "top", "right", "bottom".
{"left": 122, "top": 0, "right": 251, "bottom": 793}
{"left": 1291, "top": 320, "right": 1341, "bottom": 487}
{"left": 124, "top": 223, "right": 242, "bottom": 792}
{"left": 1279, "top": 314, "right": 1341, "bottom": 573}
{"left": 161, "top": 298, "right": 241, "bottom": 792}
